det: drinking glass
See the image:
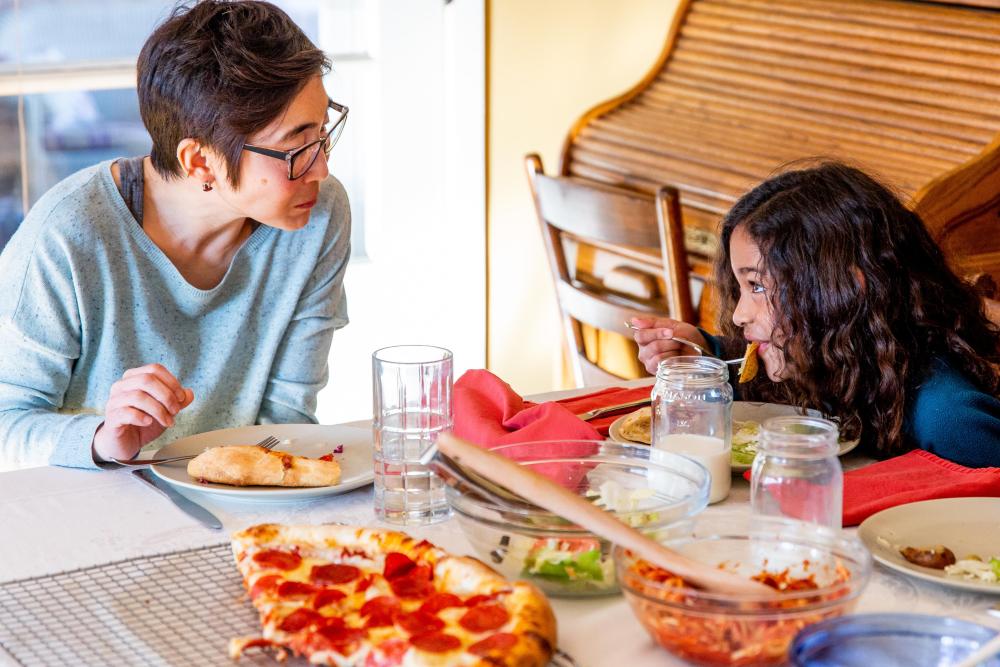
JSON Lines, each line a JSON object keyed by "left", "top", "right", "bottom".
{"left": 750, "top": 416, "right": 843, "bottom": 529}
{"left": 372, "top": 345, "right": 453, "bottom": 525}
{"left": 651, "top": 356, "right": 732, "bottom": 504}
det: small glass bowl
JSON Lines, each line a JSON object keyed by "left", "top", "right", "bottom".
{"left": 445, "top": 439, "right": 710, "bottom": 597}
{"left": 615, "top": 513, "right": 871, "bottom": 666}
{"left": 791, "top": 613, "right": 1000, "bottom": 666}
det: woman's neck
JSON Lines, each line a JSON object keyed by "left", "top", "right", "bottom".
{"left": 139, "top": 159, "right": 255, "bottom": 290}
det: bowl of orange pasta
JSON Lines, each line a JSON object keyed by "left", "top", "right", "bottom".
{"left": 615, "top": 513, "right": 871, "bottom": 666}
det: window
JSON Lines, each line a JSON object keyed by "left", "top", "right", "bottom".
{"left": 0, "top": 0, "right": 369, "bottom": 254}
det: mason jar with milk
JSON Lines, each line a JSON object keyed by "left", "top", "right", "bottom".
{"left": 651, "top": 356, "right": 732, "bottom": 503}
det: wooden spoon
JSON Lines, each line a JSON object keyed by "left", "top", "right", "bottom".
{"left": 437, "top": 432, "right": 777, "bottom": 597}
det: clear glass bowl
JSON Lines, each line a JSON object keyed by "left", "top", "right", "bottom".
{"left": 615, "top": 513, "right": 871, "bottom": 666}
{"left": 790, "top": 613, "right": 1000, "bottom": 666}
{"left": 445, "top": 439, "right": 710, "bottom": 597}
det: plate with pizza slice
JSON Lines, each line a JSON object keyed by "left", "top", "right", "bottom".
{"left": 229, "top": 523, "right": 558, "bottom": 666}
{"left": 609, "top": 402, "right": 859, "bottom": 472}
{"left": 148, "top": 423, "right": 375, "bottom": 502}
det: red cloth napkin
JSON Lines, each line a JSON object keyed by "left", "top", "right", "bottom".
{"left": 741, "top": 449, "right": 1000, "bottom": 526}
{"left": 840, "top": 449, "right": 1000, "bottom": 526}
{"left": 453, "top": 369, "right": 651, "bottom": 446}
{"left": 452, "top": 369, "right": 652, "bottom": 488}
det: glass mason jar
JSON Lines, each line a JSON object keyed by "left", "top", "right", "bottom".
{"left": 651, "top": 356, "right": 732, "bottom": 503}
{"left": 750, "top": 416, "right": 843, "bottom": 529}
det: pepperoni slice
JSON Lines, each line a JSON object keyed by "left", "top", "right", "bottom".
{"left": 277, "top": 581, "right": 320, "bottom": 598}
{"left": 311, "top": 563, "right": 362, "bottom": 585}
{"left": 419, "top": 593, "right": 463, "bottom": 614}
{"left": 316, "top": 625, "right": 367, "bottom": 656}
{"left": 355, "top": 575, "right": 374, "bottom": 593}
{"left": 249, "top": 574, "right": 282, "bottom": 600}
{"left": 469, "top": 632, "right": 518, "bottom": 656}
{"left": 253, "top": 549, "right": 302, "bottom": 571}
{"left": 397, "top": 610, "right": 445, "bottom": 635}
{"left": 459, "top": 604, "right": 510, "bottom": 633}
{"left": 361, "top": 596, "right": 401, "bottom": 628}
{"left": 313, "top": 588, "right": 347, "bottom": 610}
{"left": 463, "top": 591, "right": 504, "bottom": 607}
{"left": 383, "top": 552, "right": 416, "bottom": 579}
{"left": 388, "top": 564, "right": 433, "bottom": 599}
{"left": 409, "top": 632, "right": 461, "bottom": 653}
{"left": 278, "top": 608, "right": 324, "bottom": 633}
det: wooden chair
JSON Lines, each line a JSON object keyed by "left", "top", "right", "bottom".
{"left": 526, "top": 153, "right": 695, "bottom": 386}
{"left": 555, "top": 0, "right": 1000, "bottom": 326}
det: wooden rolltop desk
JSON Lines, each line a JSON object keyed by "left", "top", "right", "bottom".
{"left": 557, "top": 0, "right": 1000, "bottom": 324}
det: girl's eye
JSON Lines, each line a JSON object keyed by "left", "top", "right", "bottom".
{"left": 750, "top": 282, "right": 766, "bottom": 294}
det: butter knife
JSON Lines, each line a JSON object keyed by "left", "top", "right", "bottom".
{"left": 131, "top": 469, "right": 223, "bottom": 530}
{"left": 575, "top": 397, "right": 651, "bottom": 421}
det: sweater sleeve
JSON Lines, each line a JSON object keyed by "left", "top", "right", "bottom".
{"left": 0, "top": 223, "right": 105, "bottom": 470}
{"left": 256, "top": 181, "right": 351, "bottom": 425}
{"left": 906, "top": 359, "right": 1000, "bottom": 468}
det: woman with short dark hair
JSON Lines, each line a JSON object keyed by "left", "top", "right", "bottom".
{"left": 0, "top": 0, "right": 351, "bottom": 469}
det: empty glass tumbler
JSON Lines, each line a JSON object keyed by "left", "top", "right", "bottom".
{"left": 651, "top": 356, "right": 732, "bottom": 504}
{"left": 372, "top": 345, "right": 453, "bottom": 525}
{"left": 750, "top": 416, "right": 843, "bottom": 529}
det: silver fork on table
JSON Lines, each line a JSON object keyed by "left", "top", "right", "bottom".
{"left": 112, "top": 435, "right": 280, "bottom": 466}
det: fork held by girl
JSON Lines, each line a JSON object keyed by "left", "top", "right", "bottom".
{"left": 633, "top": 161, "right": 1000, "bottom": 467}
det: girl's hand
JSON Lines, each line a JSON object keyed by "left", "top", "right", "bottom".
{"left": 92, "top": 364, "right": 195, "bottom": 462}
{"left": 630, "top": 317, "right": 709, "bottom": 375}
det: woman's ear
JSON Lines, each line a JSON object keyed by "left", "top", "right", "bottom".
{"left": 176, "top": 138, "right": 215, "bottom": 186}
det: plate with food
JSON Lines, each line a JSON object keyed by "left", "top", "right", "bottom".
{"left": 857, "top": 497, "right": 1000, "bottom": 595}
{"left": 149, "top": 423, "right": 375, "bottom": 502}
{"left": 608, "top": 402, "right": 859, "bottom": 472}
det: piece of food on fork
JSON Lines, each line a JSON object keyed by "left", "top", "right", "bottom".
{"left": 187, "top": 445, "right": 341, "bottom": 487}
{"left": 738, "top": 342, "right": 760, "bottom": 384}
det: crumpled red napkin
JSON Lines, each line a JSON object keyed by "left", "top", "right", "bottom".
{"left": 840, "top": 449, "right": 1000, "bottom": 526}
{"left": 742, "top": 449, "right": 1000, "bottom": 526}
{"left": 451, "top": 369, "right": 652, "bottom": 488}
{"left": 452, "top": 369, "right": 651, "bottom": 446}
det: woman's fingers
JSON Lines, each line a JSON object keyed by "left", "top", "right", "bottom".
{"left": 107, "top": 390, "right": 175, "bottom": 428}
{"left": 106, "top": 405, "right": 155, "bottom": 429}
{"left": 111, "top": 375, "right": 182, "bottom": 414}
{"left": 123, "top": 363, "right": 187, "bottom": 401}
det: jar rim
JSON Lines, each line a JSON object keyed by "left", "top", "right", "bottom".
{"left": 759, "top": 416, "right": 839, "bottom": 456}
{"left": 655, "top": 356, "right": 729, "bottom": 387}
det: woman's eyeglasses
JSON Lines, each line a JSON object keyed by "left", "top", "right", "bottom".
{"left": 242, "top": 99, "right": 348, "bottom": 180}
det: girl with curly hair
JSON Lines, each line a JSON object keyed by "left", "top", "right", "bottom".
{"left": 632, "top": 162, "right": 1000, "bottom": 467}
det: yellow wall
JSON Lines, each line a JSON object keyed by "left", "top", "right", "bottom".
{"left": 487, "top": 0, "right": 681, "bottom": 394}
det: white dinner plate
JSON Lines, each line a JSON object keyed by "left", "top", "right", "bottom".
{"left": 858, "top": 497, "right": 1000, "bottom": 595}
{"left": 149, "top": 423, "right": 375, "bottom": 503}
{"left": 608, "top": 402, "right": 860, "bottom": 472}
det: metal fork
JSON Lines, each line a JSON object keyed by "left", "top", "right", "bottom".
{"left": 624, "top": 321, "right": 745, "bottom": 365}
{"left": 112, "top": 435, "right": 281, "bottom": 467}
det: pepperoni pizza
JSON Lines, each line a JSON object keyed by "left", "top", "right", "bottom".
{"left": 229, "top": 524, "right": 557, "bottom": 666}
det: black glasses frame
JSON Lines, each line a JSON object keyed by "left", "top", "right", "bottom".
{"left": 242, "top": 99, "right": 349, "bottom": 180}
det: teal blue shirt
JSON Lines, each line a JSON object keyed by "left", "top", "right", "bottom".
{"left": 0, "top": 161, "right": 350, "bottom": 470}
{"left": 702, "top": 332, "right": 1000, "bottom": 467}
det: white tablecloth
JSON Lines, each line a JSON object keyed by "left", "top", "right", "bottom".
{"left": 1, "top": 384, "right": 997, "bottom": 666}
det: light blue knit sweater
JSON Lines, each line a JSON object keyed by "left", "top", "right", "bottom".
{"left": 0, "top": 161, "right": 350, "bottom": 470}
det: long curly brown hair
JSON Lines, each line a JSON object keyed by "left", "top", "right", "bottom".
{"left": 716, "top": 162, "right": 1000, "bottom": 456}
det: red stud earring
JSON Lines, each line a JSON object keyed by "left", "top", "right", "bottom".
{"left": 202, "top": 182, "right": 213, "bottom": 192}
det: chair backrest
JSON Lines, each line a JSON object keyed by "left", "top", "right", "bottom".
{"left": 558, "top": 0, "right": 1000, "bottom": 323}
{"left": 526, "top": 153, "right": 695, "bottom": 386}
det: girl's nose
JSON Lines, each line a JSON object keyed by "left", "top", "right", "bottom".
{"left": 732, "top": 292, "right": 753, "bottom": 327}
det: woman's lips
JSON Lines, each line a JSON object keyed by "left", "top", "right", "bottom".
{"left": 295, "top": 199, "right": 317, "bottom": 209}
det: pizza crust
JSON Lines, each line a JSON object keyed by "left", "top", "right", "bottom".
{"left": 186, "top": 446, "right": 341, "bottom": 487}
{"left": 620, "top": 406, "right": 651, "bottom": 445}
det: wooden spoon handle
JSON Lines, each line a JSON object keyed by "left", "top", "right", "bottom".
{"left": 437, "top": 433, "right": 775, "bottom": 597}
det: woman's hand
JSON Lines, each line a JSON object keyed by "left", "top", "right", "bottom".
{"left": 630, "top": 317, "right": 709, "bottom": 375}
{"left": 92, "top": 364, "right": 195, "bottom": 462}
